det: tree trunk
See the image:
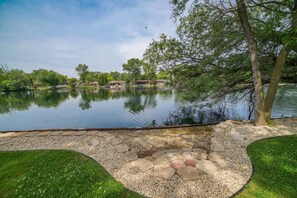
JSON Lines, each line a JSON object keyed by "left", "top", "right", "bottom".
{"left": 236, "top": 0, "right": 267, "bottom": 126}
{"left": 264, "top": 45, "right": 291, "bottom": 120}
{"left": 264, "top": 0, "right": 297, "bottom": 120}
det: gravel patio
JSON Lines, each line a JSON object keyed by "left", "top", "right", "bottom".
{"left": 0, "top": 118, "right": 296, "bottom": 198}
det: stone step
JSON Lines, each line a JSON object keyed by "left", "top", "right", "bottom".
{"left": 111, "top": 138, "right": 123, "bottom": 145}
{"left": 132, "top": 159, "right": 154, "bottom": 172}
{"left": 196, "top": 160, "right": 218, "bottom": 174}
{"left": 60, "top": 131, "right": 75, "bottom": 136}
{"left": 114, "top": 144, "right": 129, "bottom": 153}
{"left": 211, "top": 142, "right": 225, "bottom": 152}
{"left": 88, "top": 138, "right": 100, "bottom": 146}
{"left": 177, "top": 166, "right": 201, "bottom": 181}
{"left": 105, "top": 134, "right": 116, "bottom": 141}
{"left": 73, "top": 131, "right": 87, "bottom": 136}
{"left": 154, "top": 166, "right": 175, "bottom": 180}
{"left": 123, "top": 151, "right": 138, "bottom": 162}
{"left": 85, "top": 130, "right": 99, "bottom": 136}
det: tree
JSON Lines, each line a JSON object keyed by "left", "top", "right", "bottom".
{"left": 0, "top": 66, "right": 6, "bottom": 90}
{"left": 85, "top": 71, "right": 100, "bottom": 83}
{"left": 157, "top": 69, "right": 172, "bottom": 81}
{"left": 144, "top": 0, "right": 296, "bottom": 125}
{"left": 236, "top": 0, "right": 267, "bottom": 125}
{"left": 97, "top": 72, "right": 113, "bottom": 85}
{"left": 67, "top": 78, "right": 78, "bottom": 88}
{"left": 75, "top": 64, "right": 89, "bottom": 83}
{"left": 40, "top": 70, "right": 62, "bottom": 88}
{"left": 29, "top": 69, "right": 66, "bottom": 88}
{"left": 122, "top": 58, "right": 143, "bottom": 84}
{"left": 110, "top": 71, "right": 122, "bottom": 81}
{"left": 143, "top": 62, "right": 157, "bottom": 81}
{"left": 0, "top": 68, "right": 31, "bottom": 91}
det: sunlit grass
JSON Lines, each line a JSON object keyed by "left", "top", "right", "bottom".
{"left": 237, "top": 135, "right": 297, "bottom": 198}
{"left": 0, "top": 150, "right": 142, "bottom": 198}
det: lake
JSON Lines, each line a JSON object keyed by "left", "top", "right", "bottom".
{"left": 0, "top": 85, "right": 296, "bottom": 131}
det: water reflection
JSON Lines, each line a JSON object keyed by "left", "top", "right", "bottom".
{"left": 0, "top": 90, "right": 70, "bottom": 114}
{"left": 163, "top": 104, "right": 237, "bottom": 125}
{"left": 124, "top": 88, "right": 158, "bottom": 114}
{"left": 34, "top": 91, "right": 70, "bottom": 108}
{"left": 0, "top": 85, "right": 296, "bottom": 130}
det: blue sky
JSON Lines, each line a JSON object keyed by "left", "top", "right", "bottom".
{"left": 0, "top": 0, "right": 175, "bottom": 77}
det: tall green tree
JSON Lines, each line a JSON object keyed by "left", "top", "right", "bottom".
{"left": 144, "top": 0, "right": 296, "bottom": 125}
{"left": 236, "top": 0, "right": 267, "bottom": 125}
{"left": 110, "top": 71, "right": 122, "bottom": 81}
{"left": 0, "top": 68, "right": 31, "bottom": 91}
{"left": 67, "top": 78, "right": 78, "bottom": 88}
{"left": 122, "top": 58, "right": 143, "bottom": 84}
{"left": 143, "top": 62, "right": 157, "bottom": 81}
{"left": 30, "top": 69, "right": 66, "bottom": 88}
{"left": 75, "top": 64, "right": 89, "bottom": 83}
{"left": 40, "top": 70, "right": 61, "bottom": 88}
{"left": 97, "top": 73, "right": 113, "bottom": 85}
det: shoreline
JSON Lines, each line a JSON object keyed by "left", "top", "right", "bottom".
{"left": 1, "top": 117, "right": 296, "bottom": 133}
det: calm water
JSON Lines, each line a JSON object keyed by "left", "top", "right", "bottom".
{"left": 0, "top": 85, "right": 296, "bottom": 131}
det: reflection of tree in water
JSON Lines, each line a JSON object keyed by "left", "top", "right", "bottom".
{"left": 163, "top": 104, "right": 237, "bottom": 126}
{"left": 34, "top": 91, "right": 69, "bottom": 108}
{"left": 69, "top": 90, "right": 79, "bottom": 98}
{"left": 274, "top": 85, "right": 297, "bottom": 102}
{"left": 0, "top": 91, "right": 33, "bottom": 114}
{"left": 0, "top": 90, "right": 70, "bottom": 114}
{"left": 157, "top": 88, "right": 173, "bottom": 100}
{"left": 78, "top": 87, "right": 159, "bottom": 113}
{"left": 79, "top": 98, "right": 91, "bottom": 110}
{"left": 78, "top": 89, "right": 125, "bottom": 110}
{"left": 124, "top": 88, "right": 157, "bottom": 114}
{"left": 271, "top": 85, "right": 297, "bottom": 116}
{"left": 226, "top": 89, "right": 255, "bottom": 120}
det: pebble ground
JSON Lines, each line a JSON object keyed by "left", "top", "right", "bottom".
{"left": 0, "top": 119, "right": 296, "bottom": 198}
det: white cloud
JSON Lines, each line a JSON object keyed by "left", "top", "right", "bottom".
{"left": 0, "top": 0, "right": 176, "bottom": 77}
{"left": 117, "top": 36, "right": 152, "bottom": 62}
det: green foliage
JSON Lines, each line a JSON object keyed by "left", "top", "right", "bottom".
{"left": 75, "top": 64, "right": 89, "bottom": 83}
{"left": 30, "top": 69, "right": 67, "bottom": 88}
{"left": 0, "top": 67, "right": 31, "bottom": 91}
{"left": 142, "top": 62, "right": 157, "bottom": 81}
{"left": 122, "top": 58, "right": 143, "bottom": 83}
{"left": 157, "top": 69, "right": 172, "bottom": 81}
{"left": 68, "top": 77, "right": 78, "bottom": 87}
{"left": 110, "top": 71, "right": 122, "bottom": 81}
{"left": 237, "top": 135, "right": 297, "bottom": 198}
{"left": 143, "top": 0, "right": 297, "bottom": 101}
{"left": 96, "top": 72, "right": 113, "bottom": 86}
{"left": 0, "top": 150, "right": 142, "bottom": 198}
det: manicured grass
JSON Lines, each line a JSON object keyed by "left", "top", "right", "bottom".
{"left": 237, "top": 135, "right": 297, "bottom": 198}
{"left": 0, "top": 150, "right": 142, "bottom": 198}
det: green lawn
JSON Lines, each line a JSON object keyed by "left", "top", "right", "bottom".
{"left": 237, "top": 135, "right": 297, "bottom": 198}
{"left": 0, "top": 150, "right": 143, "bottom": 198}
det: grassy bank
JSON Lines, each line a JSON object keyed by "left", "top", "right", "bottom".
{"left": 0, "top": 150, "right": 142, "bottom": 198}
{"left": 237, "top": 135, "right": 297, "bottom": 198}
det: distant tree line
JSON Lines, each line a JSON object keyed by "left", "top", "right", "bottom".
{"left": 0, "top": 61, "right": 172, "bottom": 92}
{"left": 75, "top": 62, "right": 171, "bottom": 86}
{"left": 0, "top": 65, "right": 70, "bottom": 91}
